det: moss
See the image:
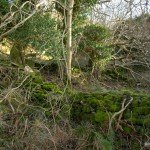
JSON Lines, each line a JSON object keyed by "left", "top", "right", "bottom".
{"left": 31, "top": 74, "right": 43, "bottom": 84}
{"left": 140, "top": 96, "right": 150, "bottom": 106}
{"left": 103, "top": 95, "right": 112, "bottom": 103}
{"left": 94, "top": 110, "right": 108, "bottom": 123}
{"left": 103, "top": 92, "right": 122, "bottom": 102}
{"left": 143, "top": 116, "right": 150, "bottom": 127}
{"left": 132, "top": 95, "right": 150, "bottom": 107}
{"left": 101, "top": 93, "right": 121, "bottom": 111}
{"left": 127, "top": 117, "right": 144, "bottom": 125}
{"left": 109, "top": 104, "right": 119, "bottom": 112}
{"left": 122, "top": 126, "right": 133, "bottom": 134}
{"left": 87, "top": 98, "right": 101, "bottom": 109}
{"left": 83, "top": 105, "right": 91, "bottom": 113}
{"left": 24, "top": 73, "right": 44, "bottom": 88}
{"left": 30, "top": 82, "right": 62, "bottom": 106}
{"left": 45, "top": 110, "right": 51, "bottom": 117}
{"left": 71, "top": 90, "right": 150, "bottom": 140}
{"left": 42, "top": 83, "right": 53, "bottom": 91}
{"left": 103, "top": 69, "right": 128, "bottom": 81}
{"left": 41, "top": 82, "right": 62, "bottom": 93}
{"left": 31, "top": 91, "right": 47, "bottom": 103}
{"left": 25, "top": 75, "right": 62, "bottom": 107}
{"left": 124, "top": 110, "right": 132, "bottom": 118}
{"left": 133, "top": 107, "right": 150, "bottom": 115}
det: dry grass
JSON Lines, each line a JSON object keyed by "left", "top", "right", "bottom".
{"left": 0, "top": 63, "right": 149, "bottom": 150}
{"left": 0, "top": 66, "right": 78, "bottom": 150}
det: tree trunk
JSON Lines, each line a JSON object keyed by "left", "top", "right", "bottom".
{"left": 66, "top": 0, "right": 74, "bottom": 82}
{"left": 10, "top": 42, "right": 26, "bottom": 66}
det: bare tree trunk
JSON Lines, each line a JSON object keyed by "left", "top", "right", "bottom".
{"left": 66, "top": 0, "right": 74, "bottom": 82}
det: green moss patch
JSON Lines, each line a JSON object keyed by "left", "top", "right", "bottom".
{"left": 71, "top": 91, "right": 150, "bottom": 132}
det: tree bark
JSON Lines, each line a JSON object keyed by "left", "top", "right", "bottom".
{"left": 10, "top": 42, "right": 26, "bottom": 66}
{"left": 66, "top": 0, "right": 74, "bottom": 82}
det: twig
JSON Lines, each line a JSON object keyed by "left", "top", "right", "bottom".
{"left": 0, "top": 75, "right": 30, "bottom": 103}
{"left": 0, "top": 0, "right": 46, "bottom": 40}
{"left": 116, "top": 98, "right": 126, "bottom": 130}
{"left": 0, "top": 10, "right": 36, "bottom": 40}
{"left": 22, "top": 118, "right": 28, "bottom": 138}
{"left": 108, "top": 96, "right": 133, "bottom": 132}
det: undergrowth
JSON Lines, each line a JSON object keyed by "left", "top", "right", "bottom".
{"left": 0, "top": 66, "right": 150, "bottom": 150}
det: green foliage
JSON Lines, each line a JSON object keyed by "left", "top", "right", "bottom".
{"left": 57, "top": 0, "right": 99, "bottom": 16}
{"left": 74, "top": 0, "right": 99, "bottom": 12}
{"left": 8, "top": 12, "right": 63, "bottom": 59}
{"left": 133, "top": 107, "right": 150, "bottom": 115}
{"left": 75, "top": 24, "right": 112, "bottom": 70}
{"left": 94, "top": 110, "right": 108, "bottom": 123}
{"left": 83, "top": 25, "right": 109, "bottom": 42}
{"left": 122, "top": 125, "right": 133, "bottom": 134}
{"left": 0, "top": 0, "right": 9, "bottom": 15}
{"left": 102, "top": 67, "right": 130, "bottom": 82}
{"left": 31, "top": 90, "right": 47, "bottom": 104}
{"left": 79, "top": 24, "right": 110, "bottom": 53}
{"left": 73, "top": 14, "right": 87, "bottom": 29}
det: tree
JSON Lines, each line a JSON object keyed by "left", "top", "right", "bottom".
{"left": 113, "top": 14, "right": 150, "bottom": 70}
{"left": 0, "top": 1, "right": 39, "bottom": 41}
{"left": 1, "top": 0, "right": 112, "bottom": 81}
{"left": 0, "top": 1, "right": 36, "bottom": 65}
{"left": 8, "top": 12, "right": 62, "bottom": 66}
{"left": 74, "top": 24, "right": 111, "bottom": 75}
{"left": 66, "top": 0, "right": 74, "bottom": 82}
{"left": 55, "top": 0, "right": 101, "bottom": 81}
{"left": 0, "top": 1, "right": 62, "bottom": 66}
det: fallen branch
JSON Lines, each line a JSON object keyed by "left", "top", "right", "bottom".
{"left": 108, "top": 96, "right": 133, "bottom": 132}
{"left": 116, "top": 98, "right": 126, "bottom": 130}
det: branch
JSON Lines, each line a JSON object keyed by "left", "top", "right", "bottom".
{"left": 108, "top": 96, "right": 133, "bottom": 132}
{"left": 0, "top": 1, "right": 45, "bottom": 41}
{"left": 0, "top": 75, "right": 30, "bottom": 103}
{"left": 0, "top": 10, "right": 36, "bottom": 41}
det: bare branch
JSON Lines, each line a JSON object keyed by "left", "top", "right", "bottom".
{"left": 108, "top": 96, "right": 133, "bottom": 132}
{"left": 0, "top": 1, "right": 46, "bottom": 40}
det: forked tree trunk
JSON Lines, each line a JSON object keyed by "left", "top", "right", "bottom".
{"left": 66, "top": 0, "right": 74, "bottom": 82}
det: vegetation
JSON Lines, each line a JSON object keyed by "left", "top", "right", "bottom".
{"left": 0, "top": 0, "right": 150, "bottom": 149}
